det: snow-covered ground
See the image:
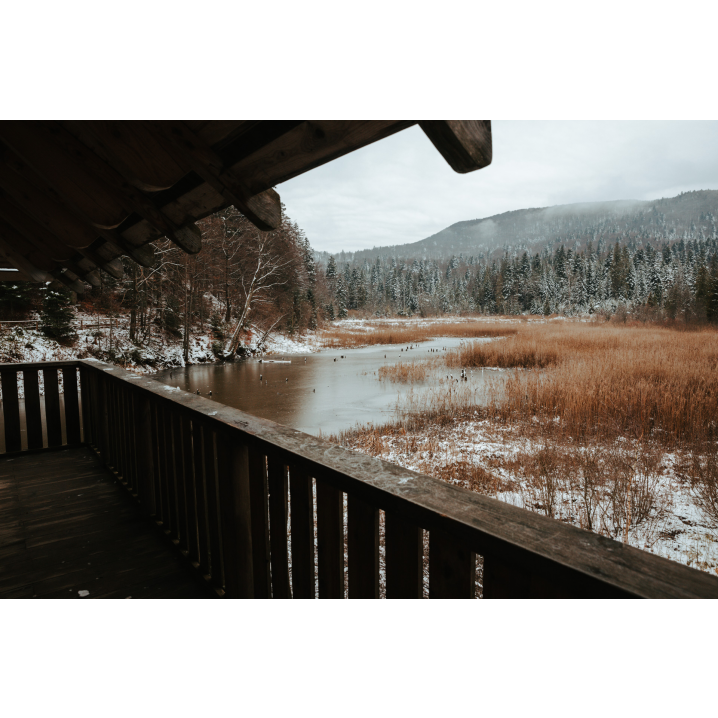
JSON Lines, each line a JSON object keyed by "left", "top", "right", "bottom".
{"left": 341, "top": 417, "right": 718, "bottom": 578}
{"left": 0, "top": 311, "right": 320, "bottom": 374}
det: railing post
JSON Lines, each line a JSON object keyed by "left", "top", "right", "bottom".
{"left": 43, "top": 367, "right": 62, "bottom": 448}
{"left": 23, "top": 368, "right": 43, "bottom": 451}
{"left": 385, "top": 512, "right": 423, "bottom": 599}
{"left": 216, "top": 436, "right": 255, "bottom": 598}
{"left": 317, "top": 481, "right": 344, "bottom": 599}
{"left": 267, "top": 456, "right": 292, "bottom": 598}
{"left": 62, "top": 366, "right": 81, "bottom": 447}
{"left": 135, "top": 394, "right": 156, "bottom": 517}
{"left": 248, "top": 447, "right": 271, "bottom": 597}
{"left": 289, "top": 467, "right": 315, "bottom": 599}
{"left": 0, "top": 368, "right": 21, "bottom": 453}
{"left": 429, "top": 529, "right": 476, "bottom": 599}
{"left": 348, "top": 494, "right": 379, "bottom": 599}
{"left": 79, "top": 364, "right": 92, "bottom": 446}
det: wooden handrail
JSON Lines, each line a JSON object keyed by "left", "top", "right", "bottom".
{"left": 2, "top": 359, "right": 718, "bottom": 599}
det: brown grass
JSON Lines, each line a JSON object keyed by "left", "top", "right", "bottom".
{"left": 317, "top": 321, "right": 517, "bottom": 348}
{"left": 448, "top": 323, "right": 718, "bottom": 447}
{"left": 377, "top": 360, "right": 434, "bottom": 383}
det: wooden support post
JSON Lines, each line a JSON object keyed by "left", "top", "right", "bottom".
{"left": 429, "top": 529, "right": 476, "bottom": 599}
{"left": 347, "top": 494, "right": 379, "bottom": 599}
{"left": 385, "top": 512, "right": 423, "bottom": 599}
{"left": 192, "top": 418, "right": 211, "bottom": 576}
{"left": 135, "top": 395, "right": 156, "bottom": 517}
{"left": 267, "top": 456, "right": 292, "bottom": 598}
{"left": 22, "top": 368, "right": 43, "bottom": 451}
{"left": 62, "top": 366, "right": 81, "bottom": 446}
{"left": 43, "top": 367, "right": 62, "bottom": 448}
{"left": 181, "top": 414, "right": 199, "bottom": 563}
{"left": 0, "top": 369, "right": 21, "bottom": 453}
{"left": 216, "top": 436, "right": 255, "bottom": 598}
{"left": 289, "top": 468, "right": 315, "bottom": 599}
{"left": 170, "top": 410, "right": 188, "bottom": 548}
{"left": 248, "top": 447, "right": 271, "bottom": 598}
{"left": 316, "top": 481, "right": 344, "bottom": 599}
{"left": 203, "top": 424, "right": 224, "bottom": 590}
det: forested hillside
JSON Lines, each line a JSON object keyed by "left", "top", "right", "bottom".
{"left": 318, "top": 191, "right": 718, "bottom": 321}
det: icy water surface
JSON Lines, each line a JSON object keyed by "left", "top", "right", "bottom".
{"left": 155, "top": 337, "right": 502, "bottom": 436}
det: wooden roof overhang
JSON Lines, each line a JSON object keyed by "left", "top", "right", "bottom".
{"left": 0, "top": 121, "right": 492, "bottom": 293}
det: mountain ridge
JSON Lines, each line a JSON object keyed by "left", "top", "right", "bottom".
{"left": 316, "top": 190, "right": 718, "bottom": 265}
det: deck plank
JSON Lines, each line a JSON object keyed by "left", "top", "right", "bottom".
{"left": 0, "top": 448, "right": 215, "bottom": 599}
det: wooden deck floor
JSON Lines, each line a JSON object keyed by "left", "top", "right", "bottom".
{"left": 0, "top": 447, "right": 214, "bottom": 599}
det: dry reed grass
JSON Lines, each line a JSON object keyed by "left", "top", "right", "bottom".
{"left": 448, "top": 323, "right": 718, "bottom": 447}
{"left": 377, "top": 360, "right": 435, "bottom": 383}
{"left": 318, "top": 322, "right": 517, "bottom": 348}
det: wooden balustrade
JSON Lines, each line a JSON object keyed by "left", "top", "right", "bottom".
{"left": 2, "top": 359, "right": 718, "bottom": 599}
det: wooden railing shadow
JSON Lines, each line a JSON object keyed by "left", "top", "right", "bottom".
{"left": 2, "top": 359, "right": 718, "bottom": 599}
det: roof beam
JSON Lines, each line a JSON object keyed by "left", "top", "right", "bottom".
{"left": 150, "top": 121, "right": 282, "bottom": 231}
{"left": 0, "top": 122, "right": 200, "bottom": 253}
{"left": 418, "top": 121, "right": 492, "bottom": 174}
{"left": 224, "top": 121, "right": 417, "bottom": 198}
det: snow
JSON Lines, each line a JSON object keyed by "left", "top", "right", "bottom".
{"left": 0, "top": 310, "right": 321, "bottom": 396}
{"left": 342, "top": 417, "right": 718, "bottom": 578}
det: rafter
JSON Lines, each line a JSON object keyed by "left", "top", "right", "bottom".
{"left": 150, "top": 121, "right": 283, "bottom": 231}
{"left": 0, "top": 122, "right": 201, "bottom": 253}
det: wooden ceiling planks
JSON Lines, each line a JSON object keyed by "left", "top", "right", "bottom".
{"left": 0, "top": 120, "right": 492, "bottom": 293}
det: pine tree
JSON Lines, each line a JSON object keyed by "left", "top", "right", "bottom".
{"left": 336, "top": 276, "right": 348, "bottom": 319}
{"left": 40, "top": 285, "right": 76, "bottom": 341}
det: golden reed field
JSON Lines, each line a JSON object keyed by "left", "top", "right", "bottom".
{"left": 445, "top": 322, "right": 718, "bottom": 448}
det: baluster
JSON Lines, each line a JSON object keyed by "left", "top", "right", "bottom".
{"left": 181, "top": 414, "right": 199, "bottom": 563}
{"left": 429, "top": 529, "right": 476, "bottom": 599}
{"left": 192, "top": 418, "right": 211, "bottom": 576}
{"left": 248, "top": 447, "right": 271, "bottom": 598}
{"left": 79, "top": 365, "right": 91, "bottom": 445}
{"left": 43, "top": 367, "right": 62, "bottom": 448}
{"left": 62, "top": 366, "right": 81, "bottom": 447}
{"left": 347, "top": 494, "right": 379, "bottom": 598}
{"left": 1, "top": 369, "right": 21, "bottom": 453}
{"left": 135, "top": 395, "right": 156, "bottom": 517}
{"left": 385, "top": 512, "right": 423, "bottom": 599}
{"left": 216, "top": 436, "right": 254, "bottom": 598}
{"left": 172, "top": 410, "right": 188, "bottom": 550}
{"left": 155, "top": 402, "right": 170, "bottom": 529}
{"left": 22, "top": 368, "right": 43, "bottom": 451}
{"left": 203, "top": 424, "right": 224, "bottom": 589}
{"left": 267, "top": 456, "right": 291, "bottom": 598}
{"left": 117, "top": 385, "right": 129, "bottom": 485}
{"left": 125, "top": 390, "right": 138, "bottom": 493}
{"left": 289, "top": 467, "right": 315, "bottom": 598}
{"left": 316, "top": 480, "right": 344, "bottom": 599}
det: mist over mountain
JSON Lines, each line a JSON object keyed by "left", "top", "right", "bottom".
{"left": 315, "top": 190, "right": 718, "bottom": 265}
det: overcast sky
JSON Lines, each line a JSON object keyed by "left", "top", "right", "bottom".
{"left": 278, "top": 121, "right": 718, "bottom": 253}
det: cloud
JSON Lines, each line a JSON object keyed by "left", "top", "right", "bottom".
{"left": 277, "top": 121, "right": 718, "bottom": 253}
